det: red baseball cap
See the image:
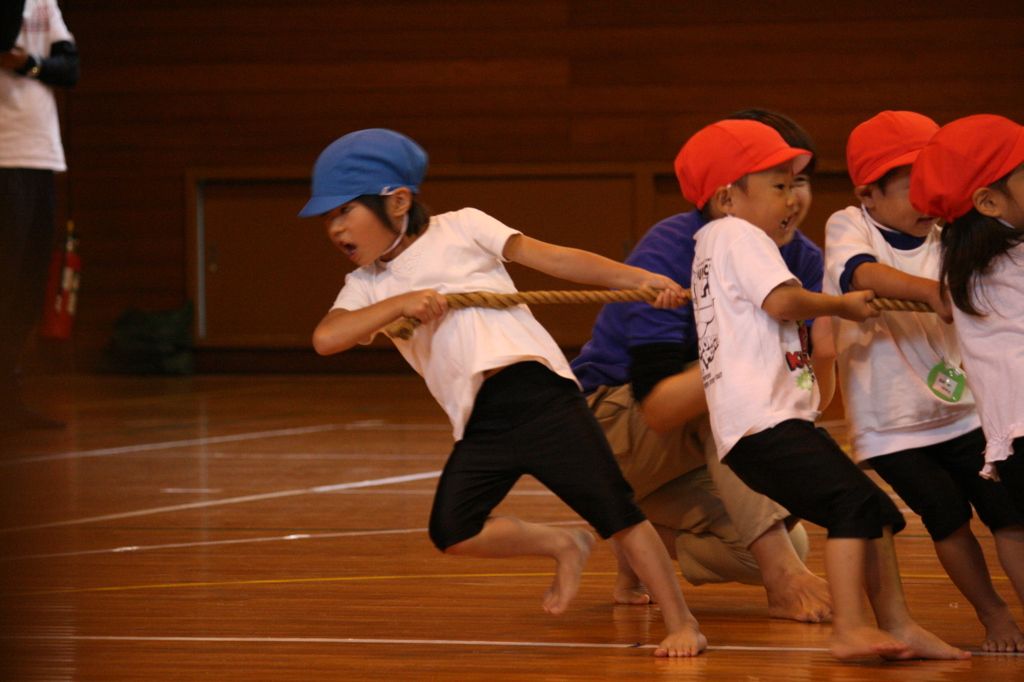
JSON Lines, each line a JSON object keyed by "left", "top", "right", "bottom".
{"left": 910, "top": 115, "right": 1024, "bottom": 222}
{"left": 846, "top": 111, "right": 939, "bottom": 187}
{"left": 674, "top": 119, "right": 812, "bottom": 209}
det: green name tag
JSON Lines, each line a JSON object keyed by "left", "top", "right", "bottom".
{"left": 927, "top": 362, "right": 966, "bottom": 402}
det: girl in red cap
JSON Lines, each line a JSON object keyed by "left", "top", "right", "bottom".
{"left": 829, "top": 111, "right": 1024, "bottom": 653}
{"left": 911, "top": 115, "right": 1024, "bottom": 513}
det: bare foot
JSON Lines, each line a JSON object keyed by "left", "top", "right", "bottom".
{"left": 830, "top": 625, "right": 909, "bottom": 661}
{"left": 981, "top": 612, "right": 1024, "bottom": 652}
{"left": 654, "top": 616, "right": 707, "bottom": 657}
{"left": 883, "top": 622, "right": 971, "bottom": 660}
{"left": 543, "top": 529, "right": 594, "bottom": 615}
{"left": 613, "top": 568, "right": 652, "bottom": 605}
{"left": 765, "top": 571, "right": 833, "bottom": 623}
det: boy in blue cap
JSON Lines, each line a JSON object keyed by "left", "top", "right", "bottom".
{"left": 303, "top": 128, "right": 706, "bottom": 656}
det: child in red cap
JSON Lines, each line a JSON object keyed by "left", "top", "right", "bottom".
{"left": 680, "top": 119, "right": 970, "bottom": 661}
{"left": 911, "top": 114, "right": 1024, "bottom": 516}
{"left": 305, "top": 129, "right": 706, "bottom": 656}
{"left": 575, "top": 110, "right": 833, "bottom": 625}
{"left": 826, "top": 111, "right": 1024, "bottom": 653}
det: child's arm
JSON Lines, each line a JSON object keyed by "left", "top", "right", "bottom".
{"left": 640, "top": 363, "right": 707, "bottom": 434}
{"left": 312, "top": 289, "right": 448, "bottom": 355}
{"left": 811, "top": 316, "right": 837, "bottom": 411}
{"left": 850, "top": 262, "right": 953, "bottom": 323}
{"left": 503, "top": 234, "right": 687, "bottom": 309}
{"left": 762, "top": 283, "right": 879, "bottom": 323}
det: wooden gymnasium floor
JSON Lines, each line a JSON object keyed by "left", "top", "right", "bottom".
{"left": 2, "top": 373, "right": 1023, "bottom": 681}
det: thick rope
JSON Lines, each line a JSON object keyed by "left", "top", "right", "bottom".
{"left": 439, "top": 289, "right": 662, "bottom": 309}
{"left": 384, "top": 289, "right": 663, "bottom": 340}
{"left": 384, "top": 289, "right": 934, "bottom": 340}
{"left": 869, "top": 298, "right": 933, "bottom": 313}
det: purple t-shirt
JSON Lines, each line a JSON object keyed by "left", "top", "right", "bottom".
{"left": 571, "top": 210, "right": 824, "bottom": 393}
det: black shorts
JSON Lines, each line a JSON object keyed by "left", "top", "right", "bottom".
{"left": 428, "top": 362, "right": 647, "bottom": 551}
{"left": 869, "top": 428, "right": 1024, "bottom": 541}
{"left": 723, "top": 419, "right": 905, "bottom": 539}
{"left": 995, "top": 437, "right": 1024, "bottom": 519}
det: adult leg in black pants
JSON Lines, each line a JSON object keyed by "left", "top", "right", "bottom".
{"left": 0, "top": 167, "right": 64, "bottom": 430}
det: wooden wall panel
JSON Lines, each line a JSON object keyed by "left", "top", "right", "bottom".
{"left": 198, "top": 177, "right": 339, "bottom": 347}
{"left": 193, "top": 167, "right": 647, "bottom": 350}
{"left": 40, "top": 0, "right": 1023, "bottom": 373}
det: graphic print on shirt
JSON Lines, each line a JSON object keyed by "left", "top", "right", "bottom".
{"left": 692, "top": 256, "right": 721, "bottom": 387}
{"left": 786, "top": 321, "right": 815, "bottom": 391}
{"left": 23, "top": 2, "right": 54, "bottom": 35}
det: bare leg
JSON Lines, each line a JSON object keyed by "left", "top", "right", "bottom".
{"left": 748, "top": 520, "right": 832, "bottom": 622}
{"left": 613, "top": 521, "right": 706, "bottom": 657}
{"left": 825, "top": 537, "right": 908, "bottom": 661}
{"left": 704, "top": 451, "right": 832, "bottom": 622}
{"left": 445, "top": 516, "right": 594, "bottom": 615}
{"left": 611, "top": 523, "right": 679, "bottom": 605}
{"left": 865, "top": 528, "right": 971, "bottom": 660}
{"left": 935, "top": 524, "right": 1024, "bottom": 652}
{"left": 992, "top": 525, "right": 1024, "bottom": 652}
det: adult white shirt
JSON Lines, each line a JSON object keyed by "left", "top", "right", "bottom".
{"left": 951, "top": 242, "right": 1024, "bottom": 478}
{"left": 692, "top": 216, "right": 820, "bottom": 461}
{"left": 0, "top": 0, "right": 73, "bottom": 171}
{"left": 333, "top": 207, "right": 578, "bottom": 441}
{"left": 824, "top": 206, "right": 979, "bottom": 461}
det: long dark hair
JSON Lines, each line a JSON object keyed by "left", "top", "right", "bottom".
{"left": 939, "top": 175, "right": 1023, "bottom": 315}
{"left": 354, "top": 194, "right": 432, "bottom": 237}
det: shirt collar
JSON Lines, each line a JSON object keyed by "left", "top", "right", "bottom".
{"left": 861, "top": 205, "right": 927, "bottom": 251}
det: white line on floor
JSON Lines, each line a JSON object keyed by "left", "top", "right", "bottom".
{"left": 2, "top": 422, "right": 450, "bottom": 466}
{"left": 9, "top": 634, "right": 832, "bottom": 653}
{"left": 0, "top": 470, "right": 442, "bottom": 534}
{"left": 3, "top": 518, "right": 584, "bottom": 562}
{"left": 2, "top": 528, "right": 428, "bottom": 561}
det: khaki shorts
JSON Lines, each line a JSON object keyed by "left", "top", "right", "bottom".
{"left": 588, "top": 383, "right": 792, "bottom": 550}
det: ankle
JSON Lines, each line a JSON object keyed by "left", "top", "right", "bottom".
{"left": 976, "top": 603, "right": 1014, "bottom": 624}
{"left": 760, "top": 562, "right": 808, "bottom": 587}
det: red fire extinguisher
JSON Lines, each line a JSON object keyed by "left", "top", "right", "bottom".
{"left": 40, "top": 220, "right": 81, "bottom": 340}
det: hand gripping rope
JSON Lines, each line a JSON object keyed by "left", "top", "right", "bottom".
{"left": 383, "top": 290, "right": 933, "bottom": 341}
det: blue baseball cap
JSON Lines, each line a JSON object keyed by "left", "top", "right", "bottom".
{"left": 298, "top": 129, "right": 429, "bottom": 217}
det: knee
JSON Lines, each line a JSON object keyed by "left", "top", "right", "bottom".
{"left": 925, "top": 514, "right": 972, "bottom": 542}
{"left": 674, "top": 532, "right": 762, "bottom": 586}
{"left": 440, "top": 537, "right": 470, "bottom": 555}
{"left": 428, "top": 508, "right": 482, "bottom": 554}
{"left": 430, "top": 526, "right": 471, "bottom": 554}
{"left": 833, "top": 485, "right": 905, "bottom": 537}
{"left": 428, "top": 510, "right": 459, "bottom": 553}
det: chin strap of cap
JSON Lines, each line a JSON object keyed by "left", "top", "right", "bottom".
{"left": 377, "top": 187, "right": 410, "bottom": 259}
{"left": 378, "top": 213, "right": 409, "bottom": 259}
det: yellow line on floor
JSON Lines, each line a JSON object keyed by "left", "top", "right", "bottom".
{"left": 12, "top": 570, "right": 617, "bottom": 597}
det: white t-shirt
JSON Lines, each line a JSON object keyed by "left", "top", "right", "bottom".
{"left": 692, "top": 216, "right": 820, "bottom": 461}
{"left": 0, "top": 0, "right": 73, "bottom": 171}
{"left": 824, "top": 206, "right": 979, "bottom": 462}
{"left": 951, "top": 243, "right": 1024, "bottom": 478}
{"left": 332, "top": 207, "right": 578, "bottom": 441}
